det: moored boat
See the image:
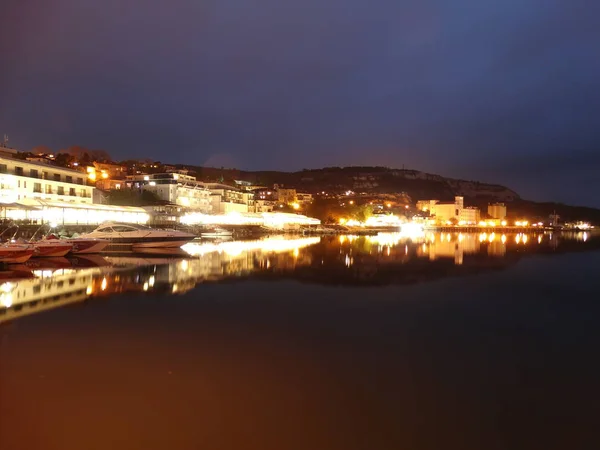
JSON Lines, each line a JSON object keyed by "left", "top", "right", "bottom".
{"left": 79, "top": 222, "right": 196, "bottom": 249}
{"left": 200, "top": 227, "right": 233, "bottom": 239}
{"left": 46, "top": 234, "right": 109, "bottom": 254}
{"left": 0, "top": 244, "right": 36, "bottom": 264}
{"left": 31, "top": 240, "right": 74, "bottom": 258}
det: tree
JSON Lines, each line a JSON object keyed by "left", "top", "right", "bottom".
{"left": 107, "top": 189, "right": 161, "bottom": 206}
{"left": 54, "top": 153, "right": 74, "bottom": 167}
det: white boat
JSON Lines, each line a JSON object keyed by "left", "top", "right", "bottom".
{"left": 200, "top": 227, "right": 233, "bottom": 239}
{"left": 79, "top": 222, "right": 196, "bottom": 248}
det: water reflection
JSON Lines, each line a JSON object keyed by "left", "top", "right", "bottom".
{"left": 1, "top": 232, "right": 598, "bottom": 323}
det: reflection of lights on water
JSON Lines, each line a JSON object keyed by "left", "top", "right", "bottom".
{"left": 446, "top": 234, "right": 451, "bottom": 242}
{"left": 182, "top": 237, "right": 320, "bottom": 257}
{"left": 386, "top": 246, "right": 391, "bottom": 256}
{"left": 1, "top": 282, "right": 14, "bottom": 307}
{"left": 345, "top": 254, "right": 353, "bottom": 267}
{"left": 501, "top": 235, "right": 507, "bottom": 244}
{"left": 148, "top": 276, "right": 155, "bottom": 287}
{"left": 293, "top": 248, "right": 299, "bottom": 258}
{"left": 488, "top": 233, "right": 496, "bottom": 243}
{"left": 180, "top": 260, "right": 189, "bottom": 271}
{"left": 143, "top": 282, "right": 149, "bottom": 291}
{"left": 479, "top": 233, "right": 487, "bottom": 243}
{"left": 172, "top": 284, "right": 178, "bottom": 293}
{"left": 33, "top": 270, "right": 55, "bottom": 278}
{"left": 522, "top": 234, "right": 528, "bottom": 244}
{"left": 515, "top": 234, "right": 521, "bottom": 244}
{"left": 421, "top": 243, "right": 427, "bottom": 252}
{"left": 458, "top": 233, "right": 464, "bottom": 242}
{"left": 1, "top": 293, "right": 13, "bottom": 308}
{"left": 538, "top": 235, "right": 542, "bottom": 244}
{"left": 101, "top": 277, "right": 107, "bottom": 291}
{"left": 583, "top": 232, "right": 588, "bottom": 242}
{"left": 86, "top": 285, "right": 93, "bottom": 295}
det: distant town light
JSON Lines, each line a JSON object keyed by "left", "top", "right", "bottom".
{"left": 101, "top": 172, "right": 108, "bottom": 179}
{"left": 88, "top": 172, "right": 97, "bottom": 181}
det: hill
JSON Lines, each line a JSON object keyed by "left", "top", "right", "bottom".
{"left": 181, "top": 165, "right": 599, "bottom": 222}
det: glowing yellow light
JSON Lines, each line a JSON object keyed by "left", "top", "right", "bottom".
{"left": 488, "top": 232, "right": 496, "bottom": 243}
{"left": 501, "top": 234, "right": 507, "bottom": 244}
{"left": 88, "top": 172, "right": 97, "bottom": 181}
{"left": 501, "top": 220, "right": 507, "bottom": 226}
{"left": 339, "top": 218, "right": 347, "bottom": 225}
{"left": 0, "top": 293, "right": 13, "bottom": 308}
{"left": 538, "top": 235, "right": 542, "bottom": 244}
{"left": 349, "top": 200, "right": 354, "bottom": 205}
{"left": 86, "top": 285, "right": 93, "bottom": 295}
{"left": 148, "top": 275, "right": 155, "bottom": 287}
{"left": 143, "top": 282, "right": 149, "bottom": 291}
{"left": 86, "top": 166, "right": 94, "bottom": 173}
{"left": 386, "top": 203, "right": 391, "bottom": 208}
{"left": 479, "top": 233, "right": 487, "bottom": 242}
{"left": 479, "top": 221, "right": 487, "bottom": 227}
{"left": 522, "top": 234, "right": 529, "bottom": 244}
{"left": 101, "top": 172, "right": 108, "bottom": 179}
{"left": 293, "top": 248, "right": 299, "bottom": 258}
{"left": 458, "top": 233, "right": 464, "bottom": 242}
{"left": 292, "top": 202, "right": 300, "bottom": 210}
{"left": 515, "top": 234, "right": 521, "bottom": 244}
{"left": 101, "top": 277, "right": 107, "bottom": 291}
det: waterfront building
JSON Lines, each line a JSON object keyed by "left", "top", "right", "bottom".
{"left": 429, "top": 196, "right": 464, "bottom": 223}
{"left": 0, "top": 154, "right": 94, "bottom": 205}
{"left": 416, "top": 200, "right": 438, "bottom": 212}
{"left": 459, "top": 207, "right": 481, "bottom": 225}
{"left": 276, "top": 188, "right": 297, "bottom": 205}
{"left": 296, "top": 192, "right": 313, "bottom": 206}
{"left": 127, "top": 172, "right": 213, "bottom": 213}
{"left": 201, "top": 182, "right": 253, "bottom": 214}
{"left": 488, "top": 203, "right": 507, "bottom": 220}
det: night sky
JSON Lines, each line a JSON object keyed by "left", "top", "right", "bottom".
{"left": 1, "top": 0, "right": 599, "bottom": 206}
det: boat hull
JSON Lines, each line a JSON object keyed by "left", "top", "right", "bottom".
{"left": 0, "top": 247, "right": 35, "bottom": 264}
{"left": 67, "top": 239, "right": 109, "bottom": 254}
{"left": 32, "top": 242, "right": 73, "bottom": 258}
{"left": 132, "top": 239, "right": 193, "bottom": 249}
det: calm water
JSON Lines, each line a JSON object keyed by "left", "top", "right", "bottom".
{"left": 1, "top": 231, "right": 599, "bottom": 450}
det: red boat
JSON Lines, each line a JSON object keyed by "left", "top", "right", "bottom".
{"left": 31, "top": 240, "right": 74, "bottom": 258}
{"left": 0, "top": 244, "right": 36, "bottom": 264}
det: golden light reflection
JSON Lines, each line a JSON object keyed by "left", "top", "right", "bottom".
{"left": 501, "top": 235, "right": 507, "bottom": 244}
{"left": 100, "top": 277, "right": 107, "bottom": 291}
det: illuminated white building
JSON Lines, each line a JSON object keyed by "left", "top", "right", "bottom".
{"left": 0, "top": 154, "right": 93, "bottom": 204}
{"left": 127, "top": 173, "right": 213, "bottom": 213}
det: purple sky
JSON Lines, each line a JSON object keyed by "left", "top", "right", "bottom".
{"left": 1, "top": 0, "right": 599, "bottom": 206}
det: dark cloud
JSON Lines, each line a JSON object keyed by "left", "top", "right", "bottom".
{"left": 0, "top": 0, "right": 599, "bottom": 205}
